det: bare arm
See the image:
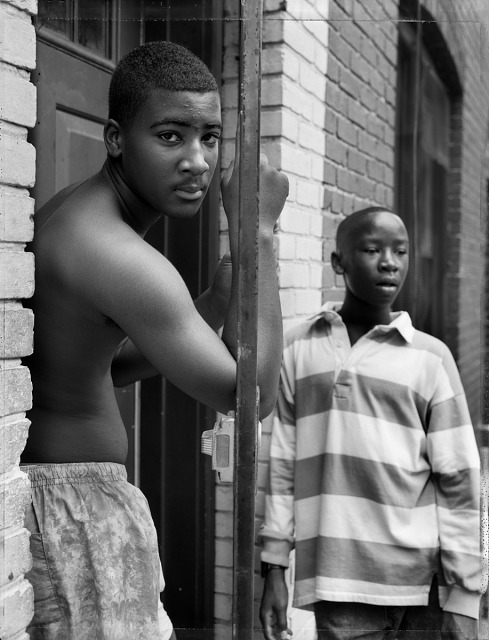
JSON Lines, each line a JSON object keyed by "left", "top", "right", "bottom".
{"left": 220, "top": 146, "right": 288, "bottom": 416}
{"left": 111, "top": 253, "right": 232, "bottom": 387}
{"left": 90, "top": 144, "right": 287, "bottom": 416}
{"left": 260, "top": 569, "right": 290, "bottom": 640}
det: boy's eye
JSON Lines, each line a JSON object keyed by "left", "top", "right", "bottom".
{"left": 364, "top": 248, "right": 378, "bottom": 255}
{"left": 158, "top": 131, "right": 181, "bottom": 143}
{"left": 203, "top": 132, "right": 221, "bottom": 146}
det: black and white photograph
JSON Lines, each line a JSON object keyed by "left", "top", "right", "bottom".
{"left": 0, "top": 1, "right": 488, "bottom": 639}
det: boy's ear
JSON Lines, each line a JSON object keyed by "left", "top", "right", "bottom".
{"left": 104, "top": 119, "right": 123, "bottom": 158}
{"left": 331, "top": 251, "right": 345, "bottom": 275}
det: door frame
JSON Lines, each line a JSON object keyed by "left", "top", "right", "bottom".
{"left": 31, "top": 1, "right": 223, "bottom": 633}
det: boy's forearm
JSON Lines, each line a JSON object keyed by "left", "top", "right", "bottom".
{"left": 194, "top": 252, "right": 232, "bottom": 332}
{"left": 221, "top": 228, "right": 282, "bottom": 418}
{"left": 193, "top": 288, "right": 226, "bottom": 333}
{"left": 112, "top": 290, "right": 226, "bottom": 387}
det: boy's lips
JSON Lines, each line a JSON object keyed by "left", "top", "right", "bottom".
{"left": 376, "top": 280, "right": 398, "bottom": 289}
{"left": 175, "top": 183, "right": 206, "bottom": 200}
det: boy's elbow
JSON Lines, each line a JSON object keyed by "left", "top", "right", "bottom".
{"left": 259, "top": 389, "right": 278, "bottom": 420}
{"left": 257, "top": 368, "right": 281, "bottom": 419}
{"left": 215, "top": 387, "right": 276, "bottom": 421}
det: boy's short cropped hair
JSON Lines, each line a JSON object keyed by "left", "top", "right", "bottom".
{"left": 108, "top": 40, "right": 219, "bottom": 129}
{"left": 336, "top": 205, "right": 396, "bottom": 254}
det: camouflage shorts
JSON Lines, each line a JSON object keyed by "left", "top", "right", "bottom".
{"left": 23, "top": 462, "right": 174, "bottom": 640}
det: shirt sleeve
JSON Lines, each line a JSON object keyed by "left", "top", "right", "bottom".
{"left": 258, "top": 350, "right": 297, "bottom": 568}
{"left": 426, "top": 346, "right": 482, "bottom": 619}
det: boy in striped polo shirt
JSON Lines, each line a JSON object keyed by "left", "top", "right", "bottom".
{"left": 259, "top": 207, "right": 481, "bottom": 640}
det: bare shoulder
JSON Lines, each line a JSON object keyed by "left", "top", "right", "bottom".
{"left": 31, "top": 173, "right": 238, "bottom": 412}
{"left": 35, "top": 174, "right": 190, "bottom": 319}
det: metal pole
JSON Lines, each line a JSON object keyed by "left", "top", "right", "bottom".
{"left": 233, "top": 0, "right": 263, "bottom": 638}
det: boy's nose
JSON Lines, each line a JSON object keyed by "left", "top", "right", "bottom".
{"left": 179, "top": 145, "right": 209, "bottom": 175}
{"left": 379, "top": 253, "right": 398, "bottom": 271}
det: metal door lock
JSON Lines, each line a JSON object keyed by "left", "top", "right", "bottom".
{"left": 201, "top": 411, "right": 235, "bottom": 484}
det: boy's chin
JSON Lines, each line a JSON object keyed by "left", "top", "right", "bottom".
{"left": 162, "top": 200, "right": 203, "bottom": 219}
{"left": 165, "top": 207, "right": 201, "bottom": 220}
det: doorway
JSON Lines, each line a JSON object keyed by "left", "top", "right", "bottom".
{"left": 31, "top": 1, "right": 223, "bottom": 634}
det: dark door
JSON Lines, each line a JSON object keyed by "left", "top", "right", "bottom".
{"left": 31, "top": 1, "right": 222, "bottom": 635}
{"left": 31, "top": 0, "right": 141, "bottom": 481}
{"left": 136, "top": 4, "right": 223, "bottom": 636}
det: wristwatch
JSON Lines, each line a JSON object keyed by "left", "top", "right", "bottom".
{"left": 261, "top": 562, "right": 286, "bottom": 578}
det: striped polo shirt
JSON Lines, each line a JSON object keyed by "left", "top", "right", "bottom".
{"left": 259, "top": 303, "right": 481, "bottom": 618}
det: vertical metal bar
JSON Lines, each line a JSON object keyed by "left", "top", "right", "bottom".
{"left": 133, "top": 380, "right": 141, "bottom": 487}
{"left": 233, "top": 0, "right": 263, "bottom": 639}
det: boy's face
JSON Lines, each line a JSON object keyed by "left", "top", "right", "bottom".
{"left": 335, "top": 211, "right": 409, "bottom": 307}
{"left": 117, "top": 88, "right": 222, "bottom": 217}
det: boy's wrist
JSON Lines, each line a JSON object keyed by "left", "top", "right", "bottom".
{"left": 261, "top": 562, "right": 286, "bottom": 578}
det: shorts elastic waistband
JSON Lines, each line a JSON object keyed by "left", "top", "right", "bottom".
{"left": 21, "top": 461, "right": 127, "bottom": 487}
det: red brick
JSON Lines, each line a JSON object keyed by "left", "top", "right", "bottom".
{"left": 328, "top": 28, "right": 351, "bottom": 67}
{"left": 0, "top": 366, "right": 32, "bottom": 417}
{"left": 323, "top": 160, "right": 337, "bottom": 185}
{"left": 326, "top": 55, "right": 340, "bottom": 83}
{"left": 326, "top": 82, "right": 347, "bottom": 113}
{"left": 325, "top": 110, "right": 338, "bottom": 134}
{"left": 325, "top": 137, "right": 348, "bottom": 165}
{"left": 358, "top": 131, "right": 376, "bottom": 157}
{"left": 0, "top": 579, "right": 34, "bottom": 637}
{"left": 337, "top": 118, "right": 357, "bottom": 146}
{"left": 339, "top": 66, "right": 360, "bottom": 99}
{"left": 348, "top": 99, "right": 367, "bottom": 129}
{"left": 348, "top": 149, "right": 367, "bottom": 174}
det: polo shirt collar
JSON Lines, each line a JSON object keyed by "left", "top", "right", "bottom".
{"left": 311, "top": 302, "right": 415, "bottom": 344}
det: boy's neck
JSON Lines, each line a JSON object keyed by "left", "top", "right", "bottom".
{"left": 338, "top": 293, "right": 393, "bottom": 344}
{"left": 103, "top": 158, "right": 160, "bottom": 237}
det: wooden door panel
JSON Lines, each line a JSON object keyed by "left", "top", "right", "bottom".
{"left": 55, "top": 111, "right": 106, "bottom": 190}
{"left": 32, "top": 38, "right": 138, "bottom": 481}
{"left": 31, "top": 40, "right": 112, "bottom": 208}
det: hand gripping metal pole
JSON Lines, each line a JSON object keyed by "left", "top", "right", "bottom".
{"left": 233, "top": 0, "right": 263, "bottom": 638}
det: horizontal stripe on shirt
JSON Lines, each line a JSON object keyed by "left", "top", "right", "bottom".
{"left": 312, "top": 494, "right": 439, "bottom": 548}
{"left": 298, "top": 411, "right": 429, "bottom": 471}
{"left": 260, "top": 305, "right": 481, "bottom": 613}
{"left": 292, "top": 577, "right": 432, "bottom": 609}
{"left": 292, "top": 453, "right": 436, "bottom": 507}
{"left": 313, "top": 578, "right": 432, "bottom": 607}
{"left": 295, "top": 535, "right": 437, "bottom": 585}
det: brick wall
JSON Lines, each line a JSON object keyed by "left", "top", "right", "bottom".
{"left": 323, "top": 0, "right": 398, "bottom": 304}
{"left": 216, "top": 0, "right": 331, "bottom": 636}
{"left": 0, "top": 0, "right": 36, "bottom": 637}
{"left": 215, "top": 0, "right": 489, "bottom": 637}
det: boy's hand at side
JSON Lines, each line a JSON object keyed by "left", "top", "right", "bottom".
{"left": 441, "top": 612, "right": 478, "bottom": 640}
{"left": 260, "top": 570, "right": 292, "bottom": 640}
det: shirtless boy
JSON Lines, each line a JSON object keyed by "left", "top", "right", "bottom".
{"left": 22, "top": 41, "right": 288, "bottom": 640}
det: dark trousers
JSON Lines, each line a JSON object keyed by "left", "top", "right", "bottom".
{"left": 314, "top": 580, "right": 442, "bottom": 640}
